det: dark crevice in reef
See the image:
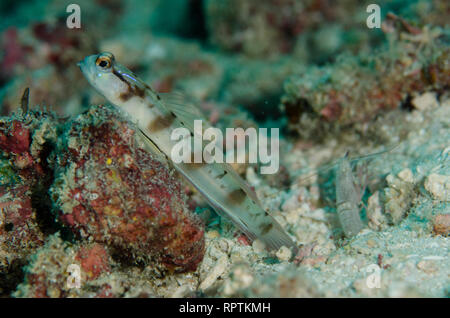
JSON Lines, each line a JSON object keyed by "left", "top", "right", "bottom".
{"left": 31, "top": 141, "right": 58, "bottom": 236}
{"left": 0, "top": 259, "right": 26, "bottom": 297}
{"left": 243, "top": 94, "right": 293, "bottom": 138}
{"left": 153, "top": 0, "right": 209, "bottom": 43}
{"left": 400, "top": 95, "right": 415, "bottom": 112}
{"left": 248, "top": 93, "right": 285, "bottom": 123}
{"left": 31, "top": 183, "right": 57, "bottom": 235}
{"left": 110, "top": 248, "right": 147, "bottom": 270}
{"left": 179, "top": 0, "right": 208, "bottom": 42}
{"left": 284, "top": 98, "right": 314, "bottom": 125}
{"left": 31, "top": 140, "right": 71, "bottom": 240}
{"left": 283, "top": 98, "right": 315, "bottom": 139}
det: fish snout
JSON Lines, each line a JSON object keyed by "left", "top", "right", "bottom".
{"left": 77, "top": 58, "right": 86, "bottom": 72}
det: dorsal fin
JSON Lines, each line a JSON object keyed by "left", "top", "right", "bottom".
{"left": 159, "top": 91, "right": 212, "bottom": 136}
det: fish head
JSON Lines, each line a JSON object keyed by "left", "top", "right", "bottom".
{"left": 78, "top": 52, "right": 145, "bottom": 105}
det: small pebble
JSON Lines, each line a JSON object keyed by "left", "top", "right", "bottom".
{"left": 276, "top": 246, "right": 292, "bottom": 262}
{"left": 432, "top": 215, "right": 450, "bottom": 236}
{"left": 367, "top": 239, "right": 377, "bottom": 248}
{"left": 411, "top": 92, "right": 439, "bottom": 111}
{"left": 252, "top": 239, "right": 266, "bottom": 254}
{"left": 424, "top": 173, "right": 450, "bottom": 201}
{"left": 206, "top": 230, "right": 220, "bottom": 239}
{"left": 199, "top": 255, "right": 228, "bottom": 291}
{"left": 397, "top": 169, "right": 414, "bottom": 183}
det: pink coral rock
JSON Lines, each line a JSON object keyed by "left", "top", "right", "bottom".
{"left": 51, "top": 105, "right": 205, "bottom": 272}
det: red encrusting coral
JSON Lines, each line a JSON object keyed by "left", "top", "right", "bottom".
{"left": 0, "top": 116, "right": 52, "bottom": 180}
{"left": 52, "top": 105, "right": 205, "bottom": 272}
{"left": 75, "top": 244, "right": 111, "bottom": 280}
{"left": 0, "top": 111, "right": 60, "bottom": 297}
{"left": 0, "top": 120, "right": 31, "bottom": 154}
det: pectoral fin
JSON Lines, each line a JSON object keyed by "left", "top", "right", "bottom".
{"left": 159, "top": 91, "right": 212, "bottom": 136}
{"left": 138, "top": 128, "right": 169, "bottom": 165}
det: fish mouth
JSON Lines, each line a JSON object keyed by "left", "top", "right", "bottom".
{"left": 77, "top": 60, "right": 88, "bottom": 77}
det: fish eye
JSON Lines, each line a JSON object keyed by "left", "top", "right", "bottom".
{"left": 95, "top": 53, "right": 114, "bottom": 70}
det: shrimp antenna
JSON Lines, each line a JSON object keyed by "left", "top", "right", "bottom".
{"left": 346, "top": 143, "right": 401, "bottom": 165}
{"left": 261, "top": 142, "right": 401, "bottom": 199}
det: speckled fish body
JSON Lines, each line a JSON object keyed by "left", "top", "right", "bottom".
{"left": 78, "top": 52, "right": 298, "bottom": 253}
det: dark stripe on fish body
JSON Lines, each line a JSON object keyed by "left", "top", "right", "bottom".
{"left": 191, "top": 150, "right": 205, "bottom": 164}
{"left": 113, "top": 67, "right": 146, "bottom": 101}
{"left": 260, "top": 222, "right": 273, "bottom": 235}
{"left": 119, "top": 89, "right": 135, "bottom": 102}
{"left": 228, "top": 188, "right": 247, "bottom": 203}
{"left": 134, "top": 86, "right": 146, "bottom": 98}
{"left": 112, "top": 68, "right": 127, "bottom": 84}
{"left": 250, "top": 210, "right": 259, "bottom": 219}
{"left": 148, "top": 114, "right": 175, "bottom": 132}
